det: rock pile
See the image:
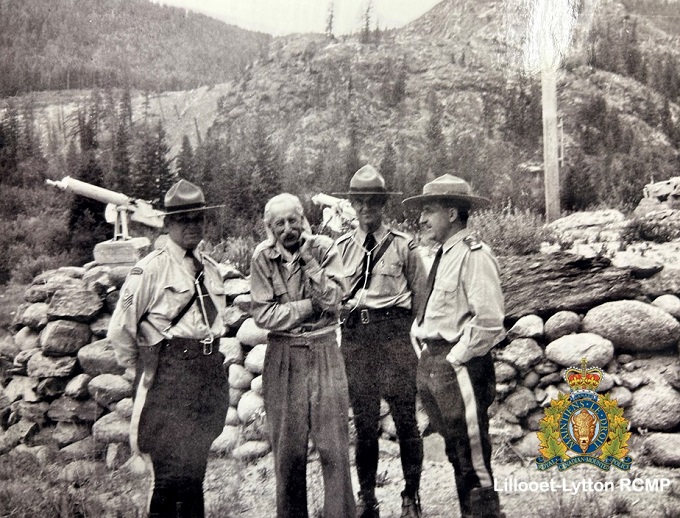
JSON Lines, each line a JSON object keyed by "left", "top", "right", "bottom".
{"left": 2, "top": 248, "right": 680, "bottom": 471}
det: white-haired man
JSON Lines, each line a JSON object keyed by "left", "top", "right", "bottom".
{"left": 250, "top": 193, "right": 355, "bottom": 518}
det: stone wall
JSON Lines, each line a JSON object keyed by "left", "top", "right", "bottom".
{"left": 2, "top": 252, "right": 680, "bottom": 471}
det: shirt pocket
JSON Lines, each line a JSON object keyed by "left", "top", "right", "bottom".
{"left": 159, "top": 284, "right": 193, "bottom": 320}
{"left": 373, "top": 261, "right": 404, "bottom": 297}
{"left": 428, "top": 276, "right": 458, "bottom": 318}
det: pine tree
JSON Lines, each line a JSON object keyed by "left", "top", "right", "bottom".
{"left": 345, "top": 115, "right": 363, "bottom": 184}
{"left": 248, "top": 119, "right": 282, "bottom": 216}
{"left": 425, "top": 90, "right": 448, "bottom": 181}
{"left": 176, "top": 135, "right": 197, "bottom": 182}
{"left": 0, "top": 104, "right": 19, "bottom": 186}
{"left": 111, "top": 119, "right": 132, "bottom": 193}
{"left": 325, "top": 2, "right": 335, "bottom": 40}
{"left": 379, "top": 142, "right": 397, "bottom": 190}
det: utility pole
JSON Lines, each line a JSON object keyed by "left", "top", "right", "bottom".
{"left": 541, "top": 68, "right": 560, "bottom": 222}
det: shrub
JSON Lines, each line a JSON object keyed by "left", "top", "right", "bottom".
{"left": 208, "top": 236, "right": 259, "bottom": 276}
{"left": 620, "top": 216, "right": 680, "bottom": 245}
{"left": 470, "top": 205, "right": 557, "bottom": 256}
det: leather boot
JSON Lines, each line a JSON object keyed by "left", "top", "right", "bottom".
{"left": 469, "top": 487, "right": 505, "bottom": 518}
{"left": 400, "top": 491, "right": 421, "bottom": 518}
{"left": 356, "top": 493, "right": 380, "bottom": 518}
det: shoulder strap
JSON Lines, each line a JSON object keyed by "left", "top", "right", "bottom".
{"left": 346, "top": 232, "right": 396, "bottom": 301}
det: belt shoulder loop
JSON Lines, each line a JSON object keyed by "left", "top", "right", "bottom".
{"left": 201, "top": 335, "right": 214, "bottom": 355}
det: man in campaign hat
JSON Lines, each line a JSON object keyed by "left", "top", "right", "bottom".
{"left": 403, "top": 174, "right": 506, "bottom": 518}
{"left": 334, "top": 165, "right": 427, "bottom": 518}
{"left": 109, "top": 179, "right": 229, "bottom": 518}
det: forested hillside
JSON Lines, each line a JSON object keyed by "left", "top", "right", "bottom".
{"left": 2, "top": 0, "right": 680, "bottom": 286}
{"left": 0, "top": 0, "right": 270, "bottom": 96}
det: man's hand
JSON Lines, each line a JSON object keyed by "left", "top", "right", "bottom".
{"left": 299, "top": 232, "right": 315, "bottom": 265}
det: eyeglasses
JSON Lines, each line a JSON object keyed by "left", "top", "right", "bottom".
{"left": 176, "top": 214, "right": 205, "bottom": 225}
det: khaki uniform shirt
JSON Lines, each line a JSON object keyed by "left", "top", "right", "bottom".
{"left": 250, "top": 234, "right": 347, "bottom": 333}
{"left": 109, "top": 237, "right": 227, "bottom": 368}
{"left": 336, "top": 225, "right": 426, "bottom": 312}
{"left": 411, "top": 228, "right": 506, "bottom": 365}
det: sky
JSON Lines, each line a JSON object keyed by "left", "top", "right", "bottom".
{"left": 152, "top": 0, "right": 442, "bottom": 36}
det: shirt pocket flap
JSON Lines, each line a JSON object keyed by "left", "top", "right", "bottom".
{"left": 272, "top": 277, "right": 288, "bottom": 297}
{"left": 376, "top": 261, "right": 402, "bottom": 277}
{"left": 433, "top": 275, "right": 458, "bottom": 294}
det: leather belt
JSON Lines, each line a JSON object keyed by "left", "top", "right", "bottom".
{"left": 163, "top": 337, "right": 217, "bottom": 359}
{"left": 341, "top": 307, "right": 411, "bottom": 328}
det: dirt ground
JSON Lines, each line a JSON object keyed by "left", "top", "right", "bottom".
{"left": 195, "top": 434, "right": 680, "bottom": 518}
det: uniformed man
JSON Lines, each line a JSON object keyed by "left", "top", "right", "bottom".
{"left": 334, "top": 165, "right": 426, "bottom": 518}
{"left": 403, "top": 174, "right": 506, "bottom": 518}
{"left": 109, "top": 179, "right": 229, "bottom": 518}
{"left": 250, "top": 193, "right": 355, "bottom": 518}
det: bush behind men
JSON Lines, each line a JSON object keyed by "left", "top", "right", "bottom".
{"left": 334, "top": 165, "right": 426, "bottom": 518}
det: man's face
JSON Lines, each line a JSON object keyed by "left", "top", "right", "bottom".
{"left": 419, "top": 202, "right": 454, "bottom": 244}
{"left": 350, "top": 194, "right": 385, "bottom": 234}
{"left": 269, "top": 203, "right": 304, "bottom": 251}
{"left": 166, "top": 212, "right": 205, "bottom": 250}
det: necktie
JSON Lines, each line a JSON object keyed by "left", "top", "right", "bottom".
{"left": 417, "top": 246, "right": 443, "bottom": 325}
{"left": 190, "top": 254, "right": 218, "bottom": 327}
{"left": 359, "top": 233, "right": 377, "bottom": 290}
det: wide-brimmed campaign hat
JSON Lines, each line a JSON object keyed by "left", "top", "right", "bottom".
{"left": 332, "top": 164, "right": 402, "bottom": 196}
{"left": 163, "top": 179, "right": 225, "bottom": 215}
{"left": 402, "top": 174, "right": 490, "bottom": 209}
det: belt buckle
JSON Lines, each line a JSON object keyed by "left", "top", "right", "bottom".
{"left": 201, "top": 336, "right": 214, "bottom": 355}
{"left": 360, "top": 309, "right": 370, "bottom": 325}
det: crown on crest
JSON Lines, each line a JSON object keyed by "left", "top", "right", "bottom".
{"left": 564, "top": 358, "right": 603, "bottom": 392}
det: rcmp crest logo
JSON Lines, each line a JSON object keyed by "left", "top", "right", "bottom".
{"left": 536, "top": 358, "right": 633, "bottom": 471}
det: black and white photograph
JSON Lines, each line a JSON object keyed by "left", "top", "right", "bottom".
{"left": 1, "top": 0, "right": 680, "bottom": 517}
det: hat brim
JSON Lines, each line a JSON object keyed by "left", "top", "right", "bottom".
{"left": 331, "top": 191, "right": 403, "bottom": 197}
{"left": 163, "top": 204, "right": 226, "bottom": 215}
{"left": 402, "top": 194, "right": 490, "bottom": 209}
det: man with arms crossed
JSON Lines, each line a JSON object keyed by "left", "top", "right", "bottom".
{"left": 334, "top": 165, "right": 426, "bottom": 518}
{"left": 250, "top": 193, "right": 355, "bottom": 518}
{"left": 403, "top": 174, "right": 506, "bottom": 518}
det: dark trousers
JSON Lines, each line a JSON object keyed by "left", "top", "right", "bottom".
{"left": 132, "top": 340, "right": 229, "bottom": 518}
{"left": 417, "top": 345, "right": 500, "bottom": 518}
{"left": 264, "top": 328, "right": 356, "bottom": 518}
{"left": 342, "top": 316, "right": 423, "bottom": 501}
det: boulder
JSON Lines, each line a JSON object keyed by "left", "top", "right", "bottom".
{"left": 582, "top": 300, "right": 680, "bottom": 352}
{"left": 496, "top": 338, "right": 543, "bottom": 372}
{"left": 24, "top": 275, "right": 85, "bottom": 303}
{"left": 228, "top": 364, "right": 254, "bottom": 390}
{"left": 643, "top": 433, "right": 680, "bottom": 467}
{"left": 251, "top": 375, "right": 263, "bottom": 395}
{"left": 5, "top": 376, "right": 39, "bottom": 403}
{"left": 512, "top": 432, "right": 541, "bottom": 459}
{"left": 89, "top": 314, "right": 112, "bottom": 338}
{"left": 27, "top": 352, "right": 78, "bottom": 378}
{"left": 500, "top": 253, "right": 642, "bottom": 321}
{"left": 223, "top": 306, "right": 249, "bottom": 329}
{"left": 628, "top": 384, "right": 680, "bottom": 431}
{"left": 233, "top": 294, "right": 252, "bottom": 313}
{"left": 12, "top": 401, "right": 49, "bottom": 425}
{"left": 13, "top": 326, "right": 41, "bottom": 352}
{"left": 237, "top": 391, "right": 265, "bottom": 424}
{"left": 494, "top": 362, "right": 517, "bottom": 383}
{"left": 236, "top": 318, "right": 269, "bottom": 347}
{"left": 507, "top": 315, "right": 544, "bottom": 340}
{"left": 211, "top": 425, "right": 240, "bottom": 456}
{"left": 40, "top": 320, "right": 91, "bottom": 356}
{"left": 78, "top": 339, "right": 125, "bottom": 376}
{"left": 544, "top": 311, "right": 581, "bottom": 342}
{"left": 36, "top": 377, "right": 68, "bottom": 399}
{"left": 54, "top": 421, "right": 92, "bottom": 448}
{"left": 545, "top": 333, "right": 614, "bottom": 367}
{"left": 503, "top": 386, "right": 537, "bottom": 418}
{"left": 106, "top": 442, "right": 131, "bottom": 470}
{"left": 88, "top": 374, "right": 133, "bottom": 407}
{"left": 60, "top": 436, "right": 102, "bottom": 461}
{"left": 48, "top": 396, "right": 105, "bottom": 423}
{"left": 19, "top": 303, "right": 49, "bottom": 330}
{"left": 229, "top": 388, "right": 245, "bottom": 407}
{"left": 231, "top": 441, "right": 271, "bottom": 462}
{"left": 608, "top": 386, "right": 633, "bottom": 408}
{"left": 92, "top": 412, "right": 130, "bottom": 444}
{"left": 244, "top": 344, "right": 267, "bottom": 374}
{"left": 225, "top": 406, "right": 239, "bottom": 426}
{"left": 114, "top": 398, "right": 134, "bottom": 419}
{"left": 0, "top": 334, "right": 20, "bottom": 360}
{"left": 65, "top": 374, "right": 93, "bottom": 399}
{"left": 0, "top": 421, "right": 38, "bottom": 454}
{"left": 220, "top": 337, "right": 244, "bottom": 366}
{"left": 652, "top": 294, "right": 680, "bottom": 320}
{"left": 46, "top": 288, "right": 103, "bottom": 323}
